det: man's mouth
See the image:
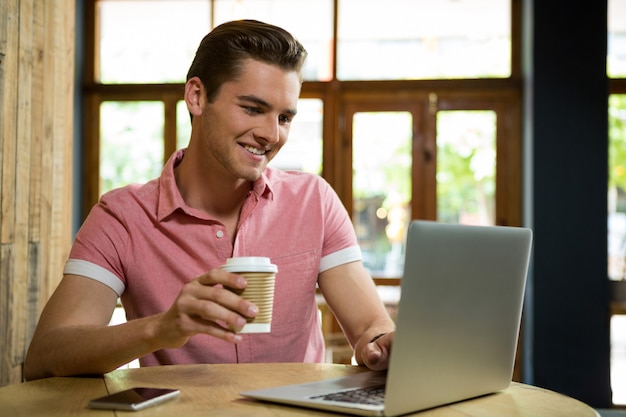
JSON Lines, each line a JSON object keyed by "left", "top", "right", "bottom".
{"left": 243, "top": 144, "right": 267, "bottom": 156}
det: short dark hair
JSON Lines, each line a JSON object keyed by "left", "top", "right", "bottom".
{"left": 186, "top": 20, "right": 308, "bottom": 103}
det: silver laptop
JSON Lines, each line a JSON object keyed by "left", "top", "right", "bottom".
{"left": 240, "top": 220, "right": 533, "bottom": 417}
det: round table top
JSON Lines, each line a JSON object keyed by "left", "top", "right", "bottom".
{"left": 0, "top": 363, "right": 600, "bottom": 416}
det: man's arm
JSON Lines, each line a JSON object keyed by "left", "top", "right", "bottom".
{"left": 24, "top": 275, "right": 141, "bottom": 380}
{"left": 317, "top": 261, "right": 395, "bottom": 370}
{"left": 24, "top": 270, "right": 257, "bottom": 380}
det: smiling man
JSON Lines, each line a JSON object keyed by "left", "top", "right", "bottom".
{"left": 24, "top": 20, "right": 395, "bottom": 381}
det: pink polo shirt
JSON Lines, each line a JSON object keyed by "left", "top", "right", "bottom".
{"left": 64, "top": 149, "right": 361, "bottom": 367}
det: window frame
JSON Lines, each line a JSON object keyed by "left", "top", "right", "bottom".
{"left": 81, "top": 0, "right": 524, "bottom": 241}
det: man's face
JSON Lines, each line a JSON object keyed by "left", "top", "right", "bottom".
{"left": 198, "top": 59, "right": 302, "bottom": 182}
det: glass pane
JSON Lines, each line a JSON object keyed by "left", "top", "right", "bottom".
{"left": 352, "top": 112, "right": 412, "bottom": 278}
{"left": 436, "top": 111, "right": 496, "bottom": 225}
{"left": 338, "top": 0, "right": 511, "bottom": 81}
{"left": 611, "top": 314, "right": 626, "bottom": 404}
{"left": 214, "top": 0, "right": 333, "bottom": 81}
{"left": 269, "top": 99, "right": 323, "bottom": 174}
{"left": 100, "top": 102, "right": 164, "bottom": 195}
{"left": 609, "top": 94, "right": 626, "bottom": 280}
{"left": 97, "top": 0, "right": 211, "bottom": 83}
{"left": 609, "top": 0, "right": 626, "bottom": 78}
{"left": 177, "top": 100, "right": 191, "bottom": 150}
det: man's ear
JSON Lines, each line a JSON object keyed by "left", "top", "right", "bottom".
{"left": 184, "top": 77, "right": 204, "bottom": 117}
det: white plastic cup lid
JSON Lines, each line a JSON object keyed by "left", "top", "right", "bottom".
{"left": 221, "top": 257, "right": 278, "bottom": 273}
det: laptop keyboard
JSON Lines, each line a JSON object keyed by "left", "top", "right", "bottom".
{"left": 310, "top": 385, "right": 386, "bottom": 406}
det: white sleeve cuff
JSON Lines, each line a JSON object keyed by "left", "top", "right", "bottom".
{"left": 63, "top": 259, "right": 126, "bottom": 296}
{"left": 319, "top": 246, "right": 362, "bottom": 273}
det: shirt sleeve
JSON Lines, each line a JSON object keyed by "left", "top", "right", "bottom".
{"left": 64, "top": 259, "right": 126, "bottom": 296}
{"left": 66, "top": 190, "right": 131, "bottom": 293}
{"left": 319, "top": 246, "right": 362, "bottom": 273}
{"left": 317, "top": 176, "right": 363, "bottom": 272}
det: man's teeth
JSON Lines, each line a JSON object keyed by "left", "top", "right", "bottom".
{"left": 243, "top": 145, "right": 266, "bottom": 155}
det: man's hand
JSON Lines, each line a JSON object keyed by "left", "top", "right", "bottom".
{"left": 158, "top": 268, "right": 259, "bottom": 348}
{"left": 361, "top": 332, "right": 394, "bottom": 371}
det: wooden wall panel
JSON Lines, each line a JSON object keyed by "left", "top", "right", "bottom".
{"left": 0, "top": 0, "right": 74, "bottom": 386}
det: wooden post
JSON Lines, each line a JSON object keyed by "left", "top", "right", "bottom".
{"left": 0, "top": 0, "right": 74, "bottom": 386}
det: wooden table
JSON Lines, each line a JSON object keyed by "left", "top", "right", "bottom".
{"left": 0, "top": 363, "right": 599, "bottom": 416}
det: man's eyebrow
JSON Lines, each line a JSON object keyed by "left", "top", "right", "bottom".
{"left": 237, "top": 94, "right": 297, "bottom": 116}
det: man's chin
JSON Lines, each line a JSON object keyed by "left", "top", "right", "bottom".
{"left": 239, "top": 167, "right": 265, "bottom": 182}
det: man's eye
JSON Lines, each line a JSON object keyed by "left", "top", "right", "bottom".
{"left": 243, "top": 106, "right": 262, "bottom": 114}
{"left": 279, "top": 115, "right": 292, "bottom": 124}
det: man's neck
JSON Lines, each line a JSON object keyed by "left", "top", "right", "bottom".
{"left": 174, "top": 153, "right": 251, "bottom": 219}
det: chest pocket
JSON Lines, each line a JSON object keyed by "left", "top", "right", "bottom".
{"left": 271, "top": 250, "right": 319, "bottom": 329}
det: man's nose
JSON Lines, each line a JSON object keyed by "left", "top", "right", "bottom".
{"left": 255, "top": 116, "right": 280, "bottom": 144}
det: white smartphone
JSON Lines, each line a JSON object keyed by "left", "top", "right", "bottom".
{"left": 88, "top": 387, "right": 180, "bottom": 411}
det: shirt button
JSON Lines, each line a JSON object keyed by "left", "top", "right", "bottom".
{"left": 216, "top": 230, "right": 224, "bottom": 238}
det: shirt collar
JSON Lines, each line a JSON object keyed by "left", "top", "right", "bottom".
{"left": 157, "top": 149, "right": 273, "bottom": 222}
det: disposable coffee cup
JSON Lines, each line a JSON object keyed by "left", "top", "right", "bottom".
{"left": 221, "top": 257, "right": 278, "bottom": 333}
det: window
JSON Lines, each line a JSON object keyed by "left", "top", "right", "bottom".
{"left": 609, "top": 95, "right": 626, "bottom": 281}
{"left": 342, "top": 96, "right": 519, "bottom": 281}
{"left": 100, "top": 101, "right": 164, "bottom": 194}
{"left": 608, "top": 0, "right": 626, "bottom": 282}
{"left": 337, "top": 0, "right": 511, "bottom": 80}
{"left": 609, "top": 0, "right": 626, "bottom": 78}
{"left": 84, "top": 0, "right": 521, "bottom": 277}
{"left": 97, "top": 0, "right": 211, "bottom": 83}
{"left": 352, "top": 111, "right": 412, "bottom": 277}
{"left": 608, "top": 0, "right": 626, "bottom": 406}
{"left": 436, "top": 110, "right": 496, "bottom": 225}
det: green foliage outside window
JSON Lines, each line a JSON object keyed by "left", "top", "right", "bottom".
{"left": 610, "top": 94, "right": 626, "bottom": 211}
